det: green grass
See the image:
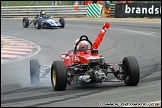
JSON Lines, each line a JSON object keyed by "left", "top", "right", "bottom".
{"left": 1, "top": 1, "right": 77, "bottom": 6}
{"left": 1, "top": 1, "right": 32, "bottom": 6}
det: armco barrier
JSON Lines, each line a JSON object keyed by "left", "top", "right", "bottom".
{"left": 1, "top": 5, "right": 115, "bottom": 18}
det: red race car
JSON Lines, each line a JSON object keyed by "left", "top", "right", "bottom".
{"left": 30, "top": 35, "right": 140, "bottom": 91}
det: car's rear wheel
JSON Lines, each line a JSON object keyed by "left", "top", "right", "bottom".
{"left": 122, "top": 56, "right": 140, "bottom": 86}
{"left": 22, "top": 17, "right": 29, "bottom": 28}
{"left": 59, "top": 17, "right": 65, "bottom": 28}
{"left": 51, "top": 60, "right": 67, "bottom": 91}
{"left": 30, "top": 59, "right": 40, "bottom": 85}
{"left": 36, "top": 19, "right": 41, "bottom": 29}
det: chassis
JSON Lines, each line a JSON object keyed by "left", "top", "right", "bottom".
{"left": 22, "top": 15, "right": 65, "bottom": 29}
{"left": 30, "top": 35, "right": 140, "bottom": 91}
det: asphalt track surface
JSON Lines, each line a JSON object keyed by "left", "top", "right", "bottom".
{"left": 1, "top": 18, "right": 161, "bottom": 107}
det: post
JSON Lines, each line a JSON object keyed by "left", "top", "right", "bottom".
{"left": 80, "top": 1, "right": 84, "bottom": 5}
{"left": 52, "top": 1, "right": 55, "bottom": 6}
{"left": 55, "top": 1, "right": 57, "bottom": 5}
{"left": 103, "top": 1, "right": 105, "bottom": 8}
{"left": 6, "top": 1, "right": 8, "bottom": 6}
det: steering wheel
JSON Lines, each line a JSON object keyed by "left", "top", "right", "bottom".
{"left": 74, "top": 35, "right": 93, "bottom": 54}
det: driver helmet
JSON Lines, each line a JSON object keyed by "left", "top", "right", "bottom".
{"left": 74, "top": 39, "right": 88, "bottom": 50}
{"left": 40, "top": 10, "right": 46, "bottom": 17}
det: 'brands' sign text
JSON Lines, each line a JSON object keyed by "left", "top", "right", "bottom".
{"left": 125, "top": 4, "right": 161, "bottom": 14}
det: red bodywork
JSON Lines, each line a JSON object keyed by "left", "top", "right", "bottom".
{"left": 63, "top": 50, "right": 100, "bottom": 67}
{"left": 61, "top": 32, "right": 107, "bottom": 68}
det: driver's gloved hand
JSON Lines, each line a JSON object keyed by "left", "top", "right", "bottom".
{"left": 101, "top": 22, "right": 110, "bottom": 33}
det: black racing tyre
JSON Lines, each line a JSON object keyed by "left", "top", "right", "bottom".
{"left": 36, "top": 19, "right": 41, "bottom": 29}
{"left": 22, "top": 17, "right": 29, "bottom": 28}
{"left": 51, "top": 60, "right": 67, "bottom": 91}
{"left": 59, "top": 17, "right": 65, "bottom": 28}
{"left": 122, "top": 56, "right": 140, "bottom": 86}
{"left": 30, "top": 59, "right": 40, "bottom": 85}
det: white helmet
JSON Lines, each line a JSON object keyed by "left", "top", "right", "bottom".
{"left": 74, "top": 39, "right": 88, "bottom": 50}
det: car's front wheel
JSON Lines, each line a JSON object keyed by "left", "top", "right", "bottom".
{"left": 122, "top": 56, "right": 140, "bottom": 86}
{"left": 30, "top": 59, "right": 40, "bottom": 85}
{"left": 59, "top": 17, "right": 65, "bottom": 28}
{"left": 51, "top": 60, "right": 67, "bottom": 91}
{"left": 22, "top": 17, "right": 29, "bottom": 28}
{"left": 36, "top": 19, "right": 41, "bottom": 29}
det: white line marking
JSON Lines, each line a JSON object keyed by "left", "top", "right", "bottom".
{"left": 113, "top": 28, "right": 161, "bottom": 38}
{"left": 1, "top": 35, "right": 41, "bottom": 64}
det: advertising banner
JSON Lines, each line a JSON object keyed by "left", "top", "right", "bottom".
{"left": 115, "top": 3, "right": 161, "bottom": 18}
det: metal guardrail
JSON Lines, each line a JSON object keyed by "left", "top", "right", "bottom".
{"left": 1, "top": 5, "right": 115, "bottom": 18}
